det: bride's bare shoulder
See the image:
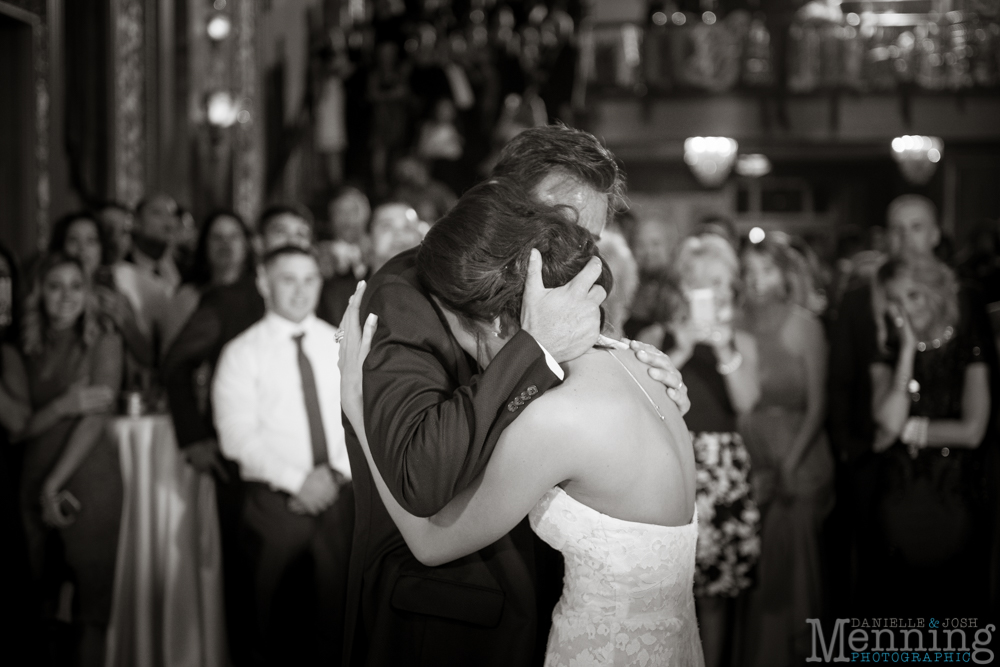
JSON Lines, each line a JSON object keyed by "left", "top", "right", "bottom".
{"left": 566, "top": 347, "right": 684, "bottom": 425}
{"left": 512, "top": 350, "right": 631, "bottom": 432}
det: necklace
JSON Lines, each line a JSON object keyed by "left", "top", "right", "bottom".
{"left": 606, "top": 350, "right": 666, "bottom": 421}
{"left": 915, "top": 325, "right": 954, "bottom": 352}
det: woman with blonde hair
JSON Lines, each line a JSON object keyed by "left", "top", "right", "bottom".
{"left": 739, "top": 235, "right": 834, "bottom": 666}
{"left": 867, "top": 255, "right": 992, "bottom": 616}
{"left": 639, "top": 232, "right": 761, "bottom": 667}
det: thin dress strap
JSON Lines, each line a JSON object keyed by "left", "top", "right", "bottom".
{"left": 605, "top": 349, "right": 666, "bottom": 422}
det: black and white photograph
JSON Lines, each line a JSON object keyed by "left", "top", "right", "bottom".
{"left": 0, "top": 0, "right": 999, "bottom": 665}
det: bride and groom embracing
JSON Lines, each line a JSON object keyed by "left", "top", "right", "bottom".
{"left": 338, "top": 125, "right": 705, "bottom": 667}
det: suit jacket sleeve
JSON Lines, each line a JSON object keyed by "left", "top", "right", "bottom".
{"left": 163, "top": 302, "right": 223, "bottom": 448}
{"left": 362, "top": 276, "right": 561, "bottom": 517}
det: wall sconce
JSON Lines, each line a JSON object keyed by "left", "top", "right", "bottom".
{"left": 684, "top": 137, "right": 738, "bottom": 188}
{"left": 207, "top": 13, "right": 232, "bottom": 41}
{"left": 735, "top": 153, "right": 771, "bottom": 178}
{"left": 207, "top": 91, "right": 238, "bottom": 127}
{"left": 891, "top": 135, "right": 943, "bottom": 185}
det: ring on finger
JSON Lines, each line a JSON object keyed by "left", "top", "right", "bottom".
{"left": 334, "top": 330, "right": 345, "bottom": 343}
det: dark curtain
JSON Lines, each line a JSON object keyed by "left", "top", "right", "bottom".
{"left": 64, "top": 0, "right": 111, "bottom": 205}
{"left": 0, "top": 14, "right": 37, "bottom": 260}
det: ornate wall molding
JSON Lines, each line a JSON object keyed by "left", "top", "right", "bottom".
{"left": 114, "top": 0, "right": 146, "bottom": 207}
{"left": 0, "top": 0, "right": 48, "bottom": 249}
{"left": 233, "top": 0, "right": 263, "bottom": 225}
{"left": 34, "top": 3, "right": 49, "bottom": 249}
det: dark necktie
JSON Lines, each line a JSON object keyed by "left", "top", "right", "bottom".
{"left": 293, "top": 333, "right": 329, "bottom": 467}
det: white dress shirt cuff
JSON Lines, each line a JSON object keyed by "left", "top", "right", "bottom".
{"left": 273, "top": 466, "right": 309, "bottom": 496}
{"left": 537, "top": 343, "right": 565, "bottom": 381}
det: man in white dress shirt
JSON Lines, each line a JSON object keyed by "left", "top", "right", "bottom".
{"left": 213, "top": 244, "right": 352, "bottom": 665}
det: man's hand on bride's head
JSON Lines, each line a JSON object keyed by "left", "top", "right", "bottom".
{"left": 338, "top": 281, "right": 378, "bottom": 429}
{"left": 520, "top": 248, "right": 605, "bottom": 364}
{"left": 629, "top": 340, "right": 691, "bottom": 416}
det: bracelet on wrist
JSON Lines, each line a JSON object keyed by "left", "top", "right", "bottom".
{"left": 717, "top": 351, "right": 743, "bottom": 376}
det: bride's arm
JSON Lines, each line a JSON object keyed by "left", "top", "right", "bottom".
{"left": 339, "top": 285, "right": 577, "bottom": 566}
{"left": 355, "top": 398, "right": 570, "bottom": 565}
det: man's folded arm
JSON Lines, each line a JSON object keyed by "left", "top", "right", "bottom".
{"left": 362, "top": 279, "right": 561, "bottom": 517}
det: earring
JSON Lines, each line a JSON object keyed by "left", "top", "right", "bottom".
{"left": 492, "top": 330, "right": 501, "bottom": 338}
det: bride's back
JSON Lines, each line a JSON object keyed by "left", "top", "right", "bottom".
{"left": 536, "top": 346, "right": 696, "bottom": 528}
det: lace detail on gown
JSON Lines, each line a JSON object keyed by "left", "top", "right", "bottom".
{"left": 529, "top": 488, "right": 704, "bottom": 667}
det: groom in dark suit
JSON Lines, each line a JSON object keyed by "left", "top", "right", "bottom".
{"left": 342, "top": 125, "right": 689, "bottom": 667}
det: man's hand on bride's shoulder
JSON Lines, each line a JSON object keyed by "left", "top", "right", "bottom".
{"left": 520, "top": 249, "right": 606, "bottom": 364}
{"left": 628, "top": 340, "right": 691, "bottom": 416}
{"left": 337, "top": 281, "right": 378, "bottom": 430}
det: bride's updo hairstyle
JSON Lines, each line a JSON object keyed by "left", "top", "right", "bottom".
{"left": 417, "top": 178, "right": 613, "bottom": 338}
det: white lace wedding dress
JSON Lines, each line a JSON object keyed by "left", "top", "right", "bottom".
{"left": 529, "top": 487, "right": 704, "bottom": 666}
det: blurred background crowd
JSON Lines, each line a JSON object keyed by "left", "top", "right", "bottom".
{"left": 1, "top": 0, "right": 1000, "bottom": 665}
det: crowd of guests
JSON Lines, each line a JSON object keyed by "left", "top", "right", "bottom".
{"left": 0, "top": 165, "right": 998, "bottom": 667}
{"left": 618, "top": 194, "right": 1000, "bottom": 665}
{"left": 0, "top": 194, "right": 424, "bottom": 666}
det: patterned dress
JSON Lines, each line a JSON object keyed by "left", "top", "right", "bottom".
{"left": 663, "top": 340, "right": 761, "bottom": 598}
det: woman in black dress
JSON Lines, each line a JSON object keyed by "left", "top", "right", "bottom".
{"left": 5, "top": 253, "right": 124, "bottom": 667}
{"left": 870, "top": 256, "right": 992, "bottom": 616}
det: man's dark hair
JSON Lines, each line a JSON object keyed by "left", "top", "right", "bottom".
{"left": 417, "top": 178, "right": 612, "bottom": 338}
{"left": 492, "top": 124, "right": 625, "bottom": 217}
{"left": 262, "top": 243, "right": 318, "bottom": 269}
{"left": 258, "top": 203, "right": 315, "bottom": 234}
{"left": 95, "top": 200, "right": 133, "bottom": 217}
{"left": 135, "top": 194, "right": 179, "bottom": 217}
{"left": 368, "top": 201, "right": 416, "bottom": 234}
{"left": 330, "top": 184, "right": 368, "bottom": 205}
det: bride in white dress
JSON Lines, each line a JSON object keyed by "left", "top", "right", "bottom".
{"left": 339, "top": 180, "right": 704, "bottom": 666}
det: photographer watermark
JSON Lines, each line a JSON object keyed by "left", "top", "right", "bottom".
{"left": 806, "top": 618, "right": 995, "bottom": 663}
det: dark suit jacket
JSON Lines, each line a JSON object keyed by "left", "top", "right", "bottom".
{"left": 163, "top": 275, "right": 265, "bottom": 448}
{"left": 317, "top": 272, "right": 365, "bottom": 328}
{"left": 342, "top": 248, "right": 562, "bottom": 667}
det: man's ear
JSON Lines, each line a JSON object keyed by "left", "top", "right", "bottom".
{"left": 497, "top": 314, "right": 523, "bottom": 339}
{"left": 256, "top": 265, "right": 271, "bottom": 303}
